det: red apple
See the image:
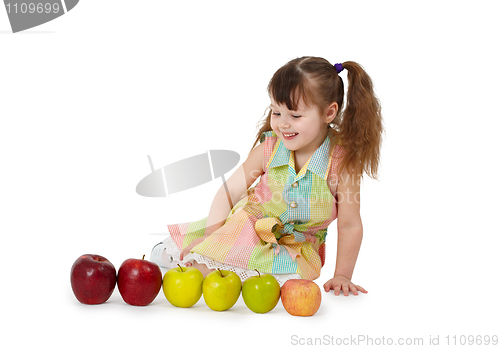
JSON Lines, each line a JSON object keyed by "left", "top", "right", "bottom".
{"left": 117, "top": 255, "right": 162, "bottom": 306}
{"left": 70, "top": 254, "right": 117, "bottom": 305}
{"left": 281, "top": 279, "right": 322, "bottom": 316}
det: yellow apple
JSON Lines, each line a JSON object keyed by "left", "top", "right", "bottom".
{"left": 162, "top": 265, "right": 204, "bottom": 308}
{"left": 202, "top": 269, "right": 241, "bottom": 311}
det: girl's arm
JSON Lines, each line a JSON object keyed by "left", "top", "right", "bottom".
{"left": 204, "top": 142, "right": 265, "bottom": 235}
{"left": 180, "top": 142, "right": 265, "bottom": 260}
{"left": 323, "top": 168, "right": 367, "bottom": 296}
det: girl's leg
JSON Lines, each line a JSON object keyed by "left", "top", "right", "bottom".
{"left": 184, "top": 260, "right": 215, "bottom": 277}
{"left": 157, "top": 243, "right": 214, "bottom": 276}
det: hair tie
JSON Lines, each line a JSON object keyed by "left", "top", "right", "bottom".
{"left": 334, "top": 63, "right": 343, "bottom": 74}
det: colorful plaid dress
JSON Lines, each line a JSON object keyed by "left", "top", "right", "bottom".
{"left": 163, "top": 131, "right": 346, "bottom": 283}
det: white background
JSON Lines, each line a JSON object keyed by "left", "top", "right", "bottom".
{"left": 1, "top": 1, "right": 499, "bottom": 348}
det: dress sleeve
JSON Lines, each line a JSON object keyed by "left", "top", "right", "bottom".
{"left": 260, "top": 131, "right": 278, "bottom": 170}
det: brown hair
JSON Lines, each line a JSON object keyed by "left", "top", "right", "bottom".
{"left": 252, "top": 56, "right": 384, "bottom": 180}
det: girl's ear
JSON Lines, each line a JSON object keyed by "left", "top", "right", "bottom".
{"left": 325, "top": 102, "right": 338, "bottom": 124}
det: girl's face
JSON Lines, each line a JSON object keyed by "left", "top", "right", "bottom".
{"left": 270, "top": 97, "right": 333, "bottom": 156}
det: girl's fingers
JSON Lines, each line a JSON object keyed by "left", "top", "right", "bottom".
{"left": 323, "top": 280, "right": 367, "bottom": 296}
{"left": 180, "top": 244, "right": 193, "bottom": 260}
{"left": 356, "top": 285, "right": 368, "bottom": 293}
{"left": 180, "top": 247, "right": 189, "bottom": 261}
{"left": 349, "top": 284, "right": 359, "bottom": 296}
{"left": 334, "top": 284, "right": 341, "bottom": 296}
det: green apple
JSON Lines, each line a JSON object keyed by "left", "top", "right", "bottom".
{"left": 162, "top": 264, "right": 204, "bottom": 308}
{"left": 202, "top": 269, "right": 241, "bottom": 311}
{"left": 242, "top": 270, "right": 280, "bottom": 314}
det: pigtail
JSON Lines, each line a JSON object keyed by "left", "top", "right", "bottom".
{"left": 337, "top": 61, "right": 383, "bottom": 180}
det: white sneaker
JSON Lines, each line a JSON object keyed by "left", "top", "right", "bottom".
{"left": 150, "top": 242, "right": 178, "bottom": 269}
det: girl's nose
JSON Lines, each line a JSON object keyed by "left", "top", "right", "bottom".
{"left": 279, "top": 121, "right": 290, "bottom": 129}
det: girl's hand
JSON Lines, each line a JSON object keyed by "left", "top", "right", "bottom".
{"left": 179, "top": 237, "right": 207, "bottom": 262}
{"left": 323, "top": 275, "right": 367, "bottom": 296}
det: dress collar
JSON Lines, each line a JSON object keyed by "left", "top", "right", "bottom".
{"left": 266, "top": 135, "right": 333, "bottom": 180}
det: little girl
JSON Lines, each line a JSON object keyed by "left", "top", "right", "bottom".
{"left": 151, "top": 56, "right": 383, "bottom": 296}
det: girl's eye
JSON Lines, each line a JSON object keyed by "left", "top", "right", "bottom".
{"left": 272, "top": 112, "right": 281, "bottom": 116}
{"left": 292, "top": 115, "right": 301, "bottom": 118}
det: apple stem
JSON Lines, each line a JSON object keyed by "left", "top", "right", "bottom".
{"left": 142, "top": 254, "right": 145, "bottom": 260}
{"left": 218, "top": 268, "right": 223, "bottom": 277}
{"left": 255, "top": 269, "right": 261, "bottom": 277}
{"left": 178, "top": 264, "right": 184, "bottom": 272}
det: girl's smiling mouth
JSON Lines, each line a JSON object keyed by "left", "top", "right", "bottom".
{"left": 282, "top": 132, "right": 299, "bottom": 139}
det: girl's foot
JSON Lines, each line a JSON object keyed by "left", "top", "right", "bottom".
{"left": 150, "top": 242, "right": 178, "bottom": 269}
